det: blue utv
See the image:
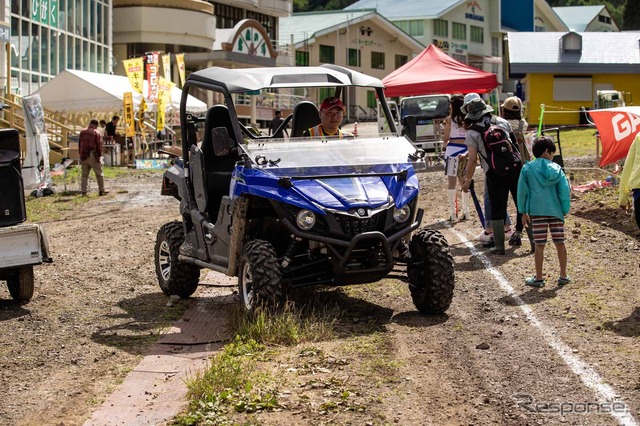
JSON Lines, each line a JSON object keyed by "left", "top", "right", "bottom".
{"left": 154, "top": 65, "right": 455, "bottom": 315}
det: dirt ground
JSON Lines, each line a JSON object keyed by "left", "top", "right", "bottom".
{"left": 1, "top": 153, "right": 640, "bottom": 425}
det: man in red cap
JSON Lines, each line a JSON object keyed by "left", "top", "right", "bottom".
{"left": 303, "top": 97, "right": 353, "bottom": 139}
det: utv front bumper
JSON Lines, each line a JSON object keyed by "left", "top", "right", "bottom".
{"left": 282, "top": 208, "right": 423, "bottom": 285}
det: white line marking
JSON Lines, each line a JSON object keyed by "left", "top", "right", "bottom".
{"left": 447, "top": 224, "right": 638, "bottom": 426}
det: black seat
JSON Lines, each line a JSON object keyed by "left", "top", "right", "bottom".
{"left": 290, "top": 101, "right": 320, "bottom": 137}
{"left": 199, "top": 105, "right": 240, "bottom": 221}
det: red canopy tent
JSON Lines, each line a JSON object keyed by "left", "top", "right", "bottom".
{"left": 382, "top": 44, "right": 499, "bottom": 97}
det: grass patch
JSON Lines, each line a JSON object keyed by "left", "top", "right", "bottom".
{"left": 549, "top": 128, "right": 598, "bottom": 158}
{"left": 26, "top": 191, "right": 94, "bottom": 222}
{"left": 232, "top": 301, "right": 340, "bottom": 346}
{"left": 175, "top": 338, "right": 278, "bottom": 426}
{"left": 175, "top": 301, "right": 341, "bottom": 424}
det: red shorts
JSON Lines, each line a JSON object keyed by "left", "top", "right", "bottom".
{"left": 531, "top": 216, "right": 565, "bottom": 245}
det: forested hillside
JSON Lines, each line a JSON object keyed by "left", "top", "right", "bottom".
{"left": 292, "top": 0, "right": 639, "bottom": 30}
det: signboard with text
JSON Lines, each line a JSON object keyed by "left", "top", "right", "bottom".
{"left": 31, "top": 0, "right": 58, "bottom": 28}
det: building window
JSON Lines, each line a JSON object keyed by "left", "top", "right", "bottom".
{"left": 452, "top": 22, "right": 466, "bottom": 41}
{"left": 319, "top": 45, "right": 334, "bottom": 64}
{"left": 598, "top": 15, "right": 611, "bottom": 24}
{"left": 395, "top": 54, "right": 408, "bottom": 69}
{"left": 247, "top": 10, "right": 277, "bottom": 40}
{"left": 395, "top": 19, "right": 424, "bottom": 37}
{"left": 491, "top": 36, "right": 499, "bottom": 56}
{"left": 319, "top": 87, "right": 333, "bottom": 101}
{"left": 470, "top": 25, "right": 483, "bottom": 43}
{"left": 367, "top": 90, "right": 376, "bottom": 108}
{"left": 347, "top": 48, "right": 361, "bottom": 67}
{"left": 296, "top": 50, "right": 309, "bottom": 66}
{"left": 452, "top": 53, "right": 466, "bottom": 64}
{"left": 553, "top": 76, "right": 592, "bottom": 101}
{"left": 433, "top": 19, "right": 448, "bottom": 37}
{"left": 371, "top": 51, "right": 385, "bottom": 69}
{"left": 213, "top": 2, "right": 244, "bottom": 29}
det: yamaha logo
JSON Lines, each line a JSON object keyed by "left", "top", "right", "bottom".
{"left": 356, "top": 208, "right": 367, "bottom": 217}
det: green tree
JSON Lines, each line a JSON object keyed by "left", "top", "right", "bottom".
{"left": 622, "top": 0, "right": 640, "bottom": 29}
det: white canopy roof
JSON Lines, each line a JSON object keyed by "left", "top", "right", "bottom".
{"left": 34, "top": 69, "right": 207, "bottom": 113}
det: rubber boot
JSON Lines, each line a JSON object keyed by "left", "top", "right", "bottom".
{"left": 447, "top": 189, "right": 457, "bottom": 221}
{"left": 526, "top": 226, "right": 535, "bottom": 254}
{"left": 461, "top": 191, "right": 471, "bottom": 220}
{"left": 489, "top": 220, "right": 506, "bottom": 255}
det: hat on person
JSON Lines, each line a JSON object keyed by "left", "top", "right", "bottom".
{"left": 501, "top": 96, "right": 522, "bottom": 112}
{"left": 464, "top": 98, "right": 494, "bottom": 121}
{"left": 460, "top": 93, "right": 481, "bottom": 114}
{"left": 320, "top": 97, "right": 346, "bottom": 112}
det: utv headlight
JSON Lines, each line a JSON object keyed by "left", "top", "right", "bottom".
{"left": 296, "top": 209, "right": 316, "bottom": 230}
{"left": 393, "top": 206, "right": 411, "bottom": 223}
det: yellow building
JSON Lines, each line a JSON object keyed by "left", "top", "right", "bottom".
{"left": 506, "top": 31, "right": 640, "bottom": 127}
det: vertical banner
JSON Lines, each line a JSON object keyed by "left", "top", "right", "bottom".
{"left": 176, "top": 53, "right": 186, "bottom": 87}
{"left": 21, "top": 95, "right": 51, "bottom": 189}
{"left": 161, "top": 53, "right": 171, "bottom": 81}
{"left": 123, "top": 92, "right": 135, "bottom": 138}
{"left": 123, "top": 57, "right": 144, "bottom": 95}
{"left": 145, "top": 52, "right": 160, "bottom": 102}
{"left": 157, "top": 95, "right": 166, "bottom": 132}
{"left": 157, "top": 77, "right": 175, "bottom": 132}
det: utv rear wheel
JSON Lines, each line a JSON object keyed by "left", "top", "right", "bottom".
{"left": 154, "top": 221, "right": 200, "bottom": 298}
{"left": 7, "top": 266, "right": 34, "bottom": 301}
{"left": 239, "top": 240, "right": 284, "bottom": 313}
{"left": 407, "top": 228, "right": 455, "bottom": 315}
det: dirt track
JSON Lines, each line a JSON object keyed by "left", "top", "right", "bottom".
{"left": 1, "top": 149, "right": 640, "bottom": 425}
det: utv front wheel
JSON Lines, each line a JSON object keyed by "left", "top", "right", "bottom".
{"left": 239, "top": 240, "right": 284, "bottom": 313}
{"left": 7, "top": 266, "right": 34, "bottom": 301}
{"left": 407, "top": 228, "right": 455, "bottom": 315}
{"left": 154, "top": 221, "right": 200, "bottom": 298}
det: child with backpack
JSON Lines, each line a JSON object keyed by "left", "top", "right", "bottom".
{"left": 517, "top": 137, "right": 571, "bottom": 287}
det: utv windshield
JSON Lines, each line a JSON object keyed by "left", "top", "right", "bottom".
{"left": 241, "top": 136, "right": 423, "bottom": 177}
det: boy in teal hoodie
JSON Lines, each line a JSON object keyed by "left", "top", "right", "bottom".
{"left": 517, "top": 137, "right": 571, "bottom": 288}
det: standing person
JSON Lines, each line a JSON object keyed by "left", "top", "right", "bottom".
{"left": 460, "top": 97, "right": 527, "bottom": 255}
{"left": 302, "top": 97, "right": 353, "bottom": 139}
{"left": 501, "top": 95, "right": 531, "bottom": 245}
{"left": 442, "top": 94, "right": 470, "bottom": 221}
{"left": 517, "top": 137, "right": 571, "bottom": 287}
{"left": 79, "top": 119, "right": 109, "bottom": 196}
{"left": 105, "top": 115, "right": 119, "bottom": 143}
{"left": 619, "top": 134, "right": 640, "bottom": 230}
{"left": 98, "top": 120, "right": 107, "bottom": 138}
{"left": 269, "top": 110, "right": 289, "bottom": 139}
{"left": 460, "top": 94, "right": 512, "bottom": 244}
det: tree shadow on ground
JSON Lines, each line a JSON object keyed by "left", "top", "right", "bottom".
{"left": 603, "top": 307, "right": 640, "bottom": 337}
{"left": 91, "top": 292, "right": 200, "bottom": 355}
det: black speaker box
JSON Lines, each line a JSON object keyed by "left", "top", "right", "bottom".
{"left": 0, "top": 129, "right": 26, "bottom": 227}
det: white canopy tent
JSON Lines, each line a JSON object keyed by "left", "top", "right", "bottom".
{"left": 34, "top": 69, "right": 207, "bottom": 113}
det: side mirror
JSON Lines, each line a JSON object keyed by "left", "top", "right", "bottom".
{"left": 212, "top": 127, "right": 235, "bottom": 156}
{"left": 401, "top": 115, "right": 417, "bottom": 142}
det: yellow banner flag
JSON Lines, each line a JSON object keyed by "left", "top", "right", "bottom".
{"left": 157, "top": 94, "right": 166, "bottom": 132}
{"left": 158, "top": 76, "right": 175, "bottom": 103}
{"left": 123, "top": 57, "right": 144, "bottom": 95}
{"left": 176, "top": 53, "right": 186, "bottom": 87}
{"left": 123, "top": 92, "right": 135, "bottom": 138}
{"left": 162, "top": 53, "right": 171, "bottom": 81}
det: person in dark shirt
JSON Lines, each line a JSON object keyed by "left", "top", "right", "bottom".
{"left": 269, "top": 110, "right": 288, "bottom": 139}
{"left": 79, "top": 119, "right": 109, "bottom": 196}
{"left": 105, "top": 115, "right": 120, "bottom": 142}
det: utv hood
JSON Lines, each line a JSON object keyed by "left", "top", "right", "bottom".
{"left": 232, "top": 136, "right": 423, "bottom": 213}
